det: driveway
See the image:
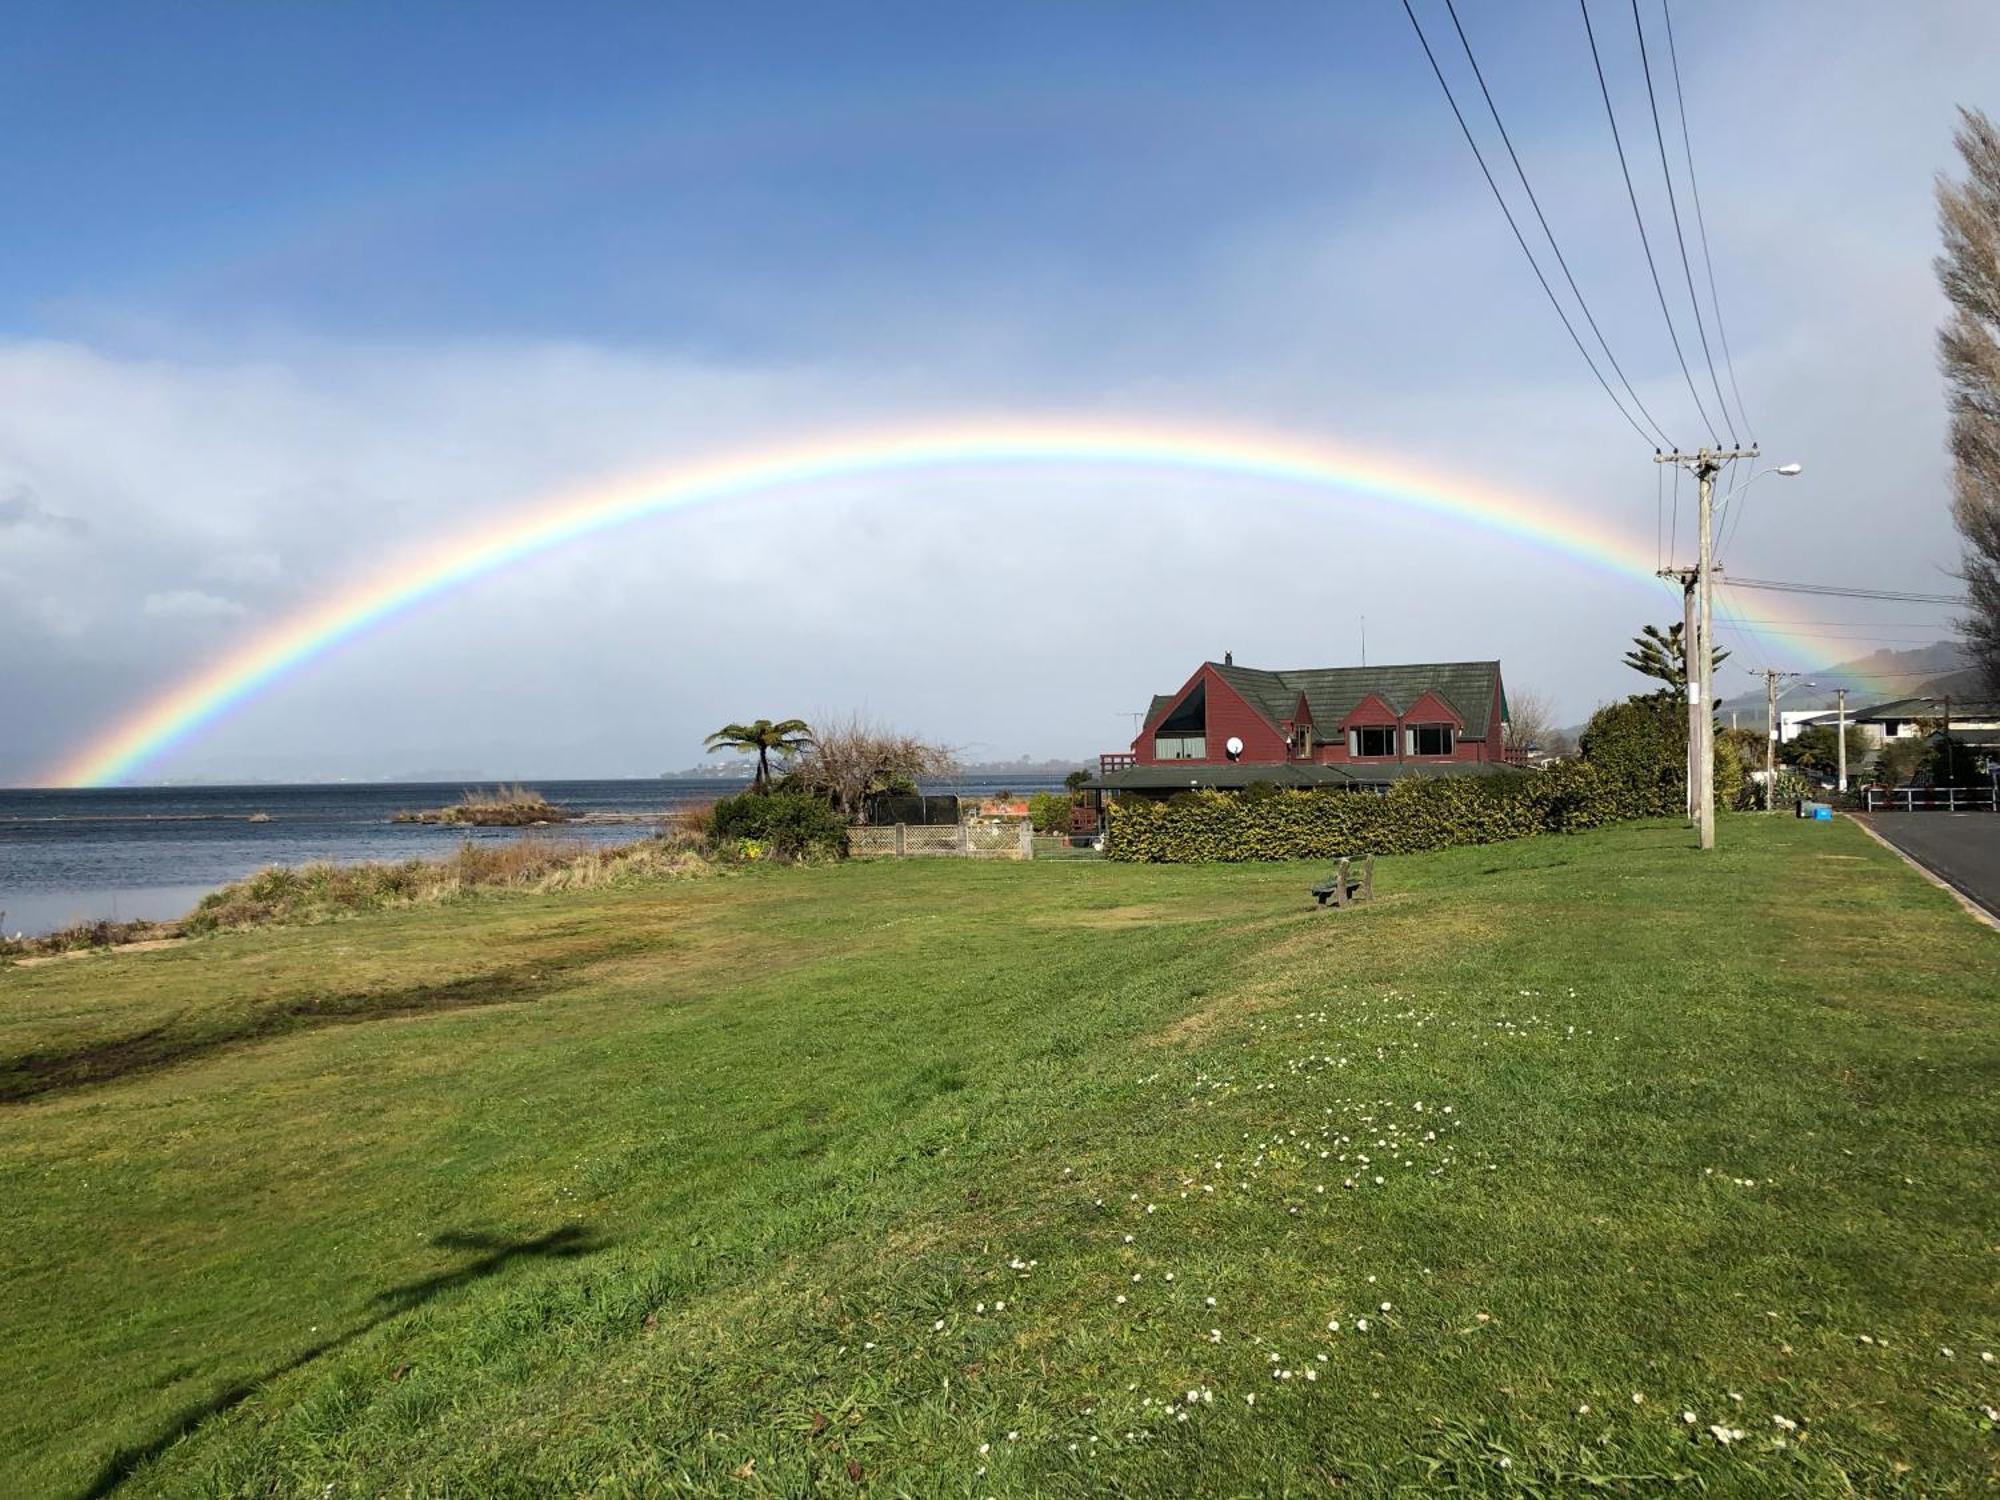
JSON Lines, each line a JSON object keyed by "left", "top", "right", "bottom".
{"left": 1858, "top": 812, "right": 2000, "bottom": 920}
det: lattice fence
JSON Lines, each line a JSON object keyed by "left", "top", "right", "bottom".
{"left": 847, "top": 821, "right": 1034, "bottom": 859}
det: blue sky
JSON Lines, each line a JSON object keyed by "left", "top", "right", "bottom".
{"left": 3, "top": 2, "right": 1995, "bottom": 781}
{"left": 5, "top": 4, "right": 1441, "bottom": 357}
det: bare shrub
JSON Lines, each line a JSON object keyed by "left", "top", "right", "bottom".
{"left": 787, "top": 713, "right": 958, "bottom": 823}
{"left": 1504, "top": 688, "right": 1571, "bottom": 757}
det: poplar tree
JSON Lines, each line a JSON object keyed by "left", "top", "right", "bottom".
{"left": 1937, "top": 107, "right": 2000, "bottom": 690}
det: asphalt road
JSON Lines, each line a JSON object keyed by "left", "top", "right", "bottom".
{"left": 1859, "top": 812, "right": 2000, "bottom": 920}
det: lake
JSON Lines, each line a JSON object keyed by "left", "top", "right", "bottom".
{"left": 0, "top": 775, "right": 1063, "bottom": 937}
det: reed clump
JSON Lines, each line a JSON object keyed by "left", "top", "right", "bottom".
{"left": 181, "top": 835, "right": 705, "bottom": 933}
{"left": 0, "top": 917, "right": 173, "bottom": 960}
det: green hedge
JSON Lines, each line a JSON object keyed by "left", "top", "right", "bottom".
{"left": 1027, "top": 791, "right": 1073, "bottom": 835}
{"left": 1105, "top": 759, "right": 1667, "bottom": 863}
{"left": 710, "top": 791, "right": 848, "bottom": 859}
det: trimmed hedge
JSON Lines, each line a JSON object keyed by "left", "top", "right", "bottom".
{"left": 1105, "top": 760, "right": 1666, "bottom": 863}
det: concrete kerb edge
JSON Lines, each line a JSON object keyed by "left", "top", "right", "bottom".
{"left": 1843, "top": 812, "right": 2000, "bottom": 935}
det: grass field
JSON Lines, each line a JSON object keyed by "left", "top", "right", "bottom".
{"left": 2, "top": 817, "right": 1996, "bottom": 1496}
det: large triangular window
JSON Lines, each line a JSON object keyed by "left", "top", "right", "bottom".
{"left": 1155, "top": 683, "right": 1206, "bottom": 759}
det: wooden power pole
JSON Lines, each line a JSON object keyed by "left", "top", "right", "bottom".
{"left": 1657, "top": 565, "right": 1700, "bottom": 822}
{"left": 1656, "top": 446, "right": 1758, "bottom": 847}
{"left": 1756, "top": 667, "right": 1803, "bottom": 811}
{"left": 1835, "top": 687, "right": 1849, "bottom": 793}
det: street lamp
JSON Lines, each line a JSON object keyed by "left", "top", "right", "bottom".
{"left": 1715, "top": 461, "right": 1804, "bottom": 511}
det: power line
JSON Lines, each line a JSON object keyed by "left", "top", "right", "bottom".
{"left": 1659, "top": 0, "right": 1753, "bottom": 439}
{"left": 1629, "top": 0, "right": 1737, "bottom": 444}
{"left": 1668, "top": 459, "right": 1681, "bottom": 559}
{"left": 1579, "top": 0, "right": 1721, "bottom": 443}
{"left": 1717, "top": 453, "right": 1755, "bottom": 561}
{"left": 1711, "top": 588, "right": 1773, "bottom": 673}
{"left": 1400, "top": 0, "right": 1662, "bottom": 447}
{"left": 1439, "top": 0, "right": 1678, "bottom": 449}
{"left": 1722, "top": 576, "right": 1967, "bottom": 605}
{"left": 1725, "top": 617, "right": 1961, "bottom": 628}
{"left": 1654, "top": 458, "right": 1664, "bottom": 569}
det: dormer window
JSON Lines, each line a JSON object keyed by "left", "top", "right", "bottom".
{"left": 1351, "top": 726, "right": 1396, "bottom": 757}
{"left": 1411, "top": 724, "right": 1455, "bottom": 756}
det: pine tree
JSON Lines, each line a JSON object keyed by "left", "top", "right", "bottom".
{"left": 1623, "top": 622, "right": 1727, "bottom": 701}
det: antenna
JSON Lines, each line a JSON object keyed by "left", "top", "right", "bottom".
{"left": 1360, "top": 614, "right": 1368, "bottom": 667}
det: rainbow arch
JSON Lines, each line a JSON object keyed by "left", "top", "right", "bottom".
{"left": 50, "top": 418, "right": 1828, "bottom": 786}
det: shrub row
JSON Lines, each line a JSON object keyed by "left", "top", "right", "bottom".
{"left": 1106, "top": 759, "right": 1671, "bottom": 863}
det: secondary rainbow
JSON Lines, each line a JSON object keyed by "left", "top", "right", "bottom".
{"left": 51, "top": 418, "right": 1832, "bottom": 786}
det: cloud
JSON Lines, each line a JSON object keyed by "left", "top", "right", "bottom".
{"left": 0, "top": 483, "right": 87, "bottom": 535}
{"left": 142, "top": 589, "right": 247, "bottom": 620}
{"left": 2, "top": 0, "right": 1994, "bottom": 783}
{"left": 202, "top": 550, "right": 285, "bottom": 587}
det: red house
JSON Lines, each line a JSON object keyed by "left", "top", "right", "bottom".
{"left": 1094, "top": 655, "right": 1511, "bottom": 794}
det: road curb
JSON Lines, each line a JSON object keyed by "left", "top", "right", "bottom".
{"left": 1844, "top": 813, "right": 2000, "bottom": 934}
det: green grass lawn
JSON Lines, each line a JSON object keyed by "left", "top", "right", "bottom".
{"left": 2, "top": 817, "right": 1996, "bottom": 1496}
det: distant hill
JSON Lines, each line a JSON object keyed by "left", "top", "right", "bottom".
{"left": 1716, "top": 640, "right": 1970, "bottom": 716}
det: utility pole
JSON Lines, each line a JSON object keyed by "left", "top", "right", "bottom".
{"left": 1944, "top": 694, "right": 1954, "bottom": 785}
{"left": 1657, "top": 565, "right": 1700, "bottom": 822}
{"left": 1835, "top": 687, "right": 1849, "bottom": 794}
{"left": 1755, "top": 668, "right": 1803, "bottom": 811}
{"left": 1656, "top": 445, "right": 1758, "bottom": 848}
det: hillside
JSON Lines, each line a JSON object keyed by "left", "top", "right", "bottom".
{"left": 1715, "top": 639, "right": 1969, "bottom": 716}
{"left": 3, "top": 822, "right": 1996, "bottom": 1495}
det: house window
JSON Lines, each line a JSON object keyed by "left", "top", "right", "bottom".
{"left": 1412, "top": 724, "right": 1454, "bottom": 756}
{"left": 1152, "top": 682, "right": 1206, "bottom": 759}
{"left": 1351, "top": 725, "right": 1395, "bottom": 757}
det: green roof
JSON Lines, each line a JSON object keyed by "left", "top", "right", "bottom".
{"left": 1189, "top": 660, "right": 1503, "bottom": 740}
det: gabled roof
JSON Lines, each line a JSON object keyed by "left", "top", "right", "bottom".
{"left": 1850, "top": 695, "right": 2000, "bottom": 722}
{"left": 1195, "top": 660, "right": 1503, "bottom": 740}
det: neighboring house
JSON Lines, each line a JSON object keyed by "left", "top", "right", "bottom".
{"left": 1792, "top": 693, "right": 2000, "bottom": 773}
{"left": 1093, "top": 655, "right": 1509, "bottom": 794}
{"left": 1845, "top": 694, "right": 2000, "bottom": 742}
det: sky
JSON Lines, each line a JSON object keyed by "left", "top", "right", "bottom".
{"left": 2, "top": 1, "right": 1994, "bottom": 784}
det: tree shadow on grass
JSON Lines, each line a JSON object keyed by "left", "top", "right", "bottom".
{"left": 76, "top": 1223, "right": 606, "bottom": 1500}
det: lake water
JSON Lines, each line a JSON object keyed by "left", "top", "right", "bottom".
{"left": 0, "top": 776, "right": 1062, "bottom": 937}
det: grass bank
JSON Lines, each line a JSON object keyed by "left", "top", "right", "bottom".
{"left": 0, "top": 835, "right": 702, "bottom": 960}
{"left": 1, "top": 817, "right": 1995, "bottom": 1496}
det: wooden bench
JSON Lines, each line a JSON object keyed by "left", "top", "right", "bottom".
{"left": 1311, "top": 854, "right": 1374, "bottom": 908}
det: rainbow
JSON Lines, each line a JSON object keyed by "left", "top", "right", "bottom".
{"left": 50, "top": 418, "right": 1833, "bottom": 786}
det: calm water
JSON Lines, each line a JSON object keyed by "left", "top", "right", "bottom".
{"left": 0, "top": 776, "right": 1061, "bottom": 937}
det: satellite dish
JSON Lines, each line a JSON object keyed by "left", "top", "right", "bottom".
{"left": 1225, "top": 736, "right": 1245, "bottom": 759}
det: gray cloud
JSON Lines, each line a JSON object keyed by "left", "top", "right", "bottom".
{"left": 142, "top": 589, "right": 246, "bottom": 621}
{"left": 0, "top": 483, "right": 87, "bottom": 535}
